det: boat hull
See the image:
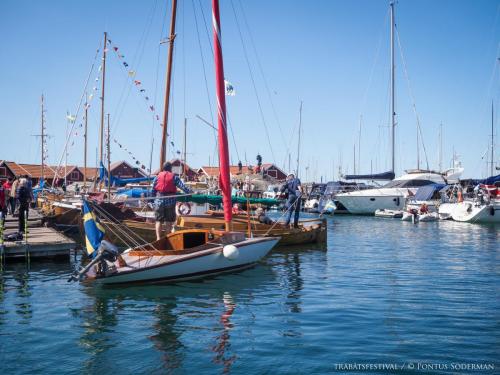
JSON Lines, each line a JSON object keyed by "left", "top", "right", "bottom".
{"left": 450, "top": 202, "right": 500, "bottom": 223}
{"left": 90, "top": 237, "right": 279, "bottom": 285}
{"left": 336, "top": 194, "right": 405, "bottom": 214}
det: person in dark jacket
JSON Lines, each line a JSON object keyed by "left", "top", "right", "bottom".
{"left": 279, "top": 173, "right": 303, "bottom": 228}
{"left": 16, "top": 178, "right": 32, "bottom": 233}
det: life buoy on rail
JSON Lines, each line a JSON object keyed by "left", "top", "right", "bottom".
{"left": 457, "top": 190, "right": 463, "bottom": 203}
{"left": 176, "top": 202, "right": 192, "bottom": 216}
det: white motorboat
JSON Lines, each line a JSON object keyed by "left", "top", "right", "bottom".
{"left": 337, "top": 169, "right": 462, "bottom": 215}
{"left": 449, "top": 200, "right": 500, "bottom": 223}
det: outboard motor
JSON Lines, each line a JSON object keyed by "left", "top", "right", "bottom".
{"left": 68, "top": 240, "right": 120, "bottom": 282}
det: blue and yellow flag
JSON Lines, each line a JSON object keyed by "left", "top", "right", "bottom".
{"left": 82, "top": 200, "right": 105, "bottom": 257}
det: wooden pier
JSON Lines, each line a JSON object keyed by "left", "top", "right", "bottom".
{"left": 1, "top": 210, "right": 77, "bottom": 260}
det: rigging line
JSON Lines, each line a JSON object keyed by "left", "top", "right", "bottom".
{"left": 51, "top": 41, "right": 101, "bottom": 187}
{"left": 90, "top": 202, "right": 152, "bottom": 249}
{"left": 182, "top": 0, "right": 186, "bottom": 119}
{"left": 229, "top": 0, "right": 276, "bottom": 163}
{"left": 192, "top": 0, "right": 218, "bottom": 158}
{"left": 237, "top": 0, "right": 287, "bottom": 152}
{"left": 197, "top": 0, "right": 215, "bottom": 58}
{"left": 395, "top": 26, "right": 430, "bottom": 170}
{"left": 110, "top": 0, "right": 159, "bottom": 134}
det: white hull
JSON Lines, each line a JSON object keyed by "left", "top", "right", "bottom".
{"left": 450, "top": 201, "right": 500, "bottom": 224}
{"left": 92, "top": 237, "right": 279, "bottom": 285}
{"left": 401, "top": 212, "right": 439, "bottom": 222}
{"left": 336, "top": 193, "right": 405, "bottom": 214}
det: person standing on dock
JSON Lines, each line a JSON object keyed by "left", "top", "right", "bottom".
{"left": 280, "top": 173, "right": 303, "bottom": 228}
{"left": 10, "top": 177, "right": 18, "bottom": 215}
{"left": 152, "top": 162, "right": 192, "bottom": 240}
{"left": 0, "top": 182, "right": 7, "bottom": 224}
{"left": 2, "top": 178, "right": 13, "bottom": 215}
{"left": 16, "top": 178, "right": 32, "bottom": 233}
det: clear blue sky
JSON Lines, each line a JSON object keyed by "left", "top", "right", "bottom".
{"left": 1, "top": 0, "right": 499, "bottom": 180}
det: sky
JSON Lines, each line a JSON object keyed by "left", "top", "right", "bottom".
{"left": 0, "top": 0, "right": 499, "bottom": 180}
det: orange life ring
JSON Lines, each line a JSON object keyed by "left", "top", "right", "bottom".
{"left": 176, "top": 202, "right": 192, "bottom": 216}
{"left": 457, "top": 190, "right": 463, "bottom": 203}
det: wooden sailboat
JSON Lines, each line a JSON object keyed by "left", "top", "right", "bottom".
{"left": 72, "top": 0, "right": 279, "bottom": 285}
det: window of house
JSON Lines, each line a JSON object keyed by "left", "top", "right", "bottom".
{"left": 71, "top": 171, "right": 80, "bottom": 180}
{"left": 267, "top": 170, "right": 277, "bottom": 178}
{"left": 0, "top": 167, "right": 6, "bottom": 176}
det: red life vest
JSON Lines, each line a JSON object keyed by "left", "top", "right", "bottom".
{"left": 155, "top": 171, "right": 177, "bottom": 194}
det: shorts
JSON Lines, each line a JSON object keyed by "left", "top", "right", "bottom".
{"left": 155, "top": 204, "right": 176, "bottom": 223}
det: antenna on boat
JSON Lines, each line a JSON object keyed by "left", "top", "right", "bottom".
{"left": 160, "top": 0, "right": 178, "bottom": 168}
{"left": 390, "top": 1, "right": 396, "bottom": 175}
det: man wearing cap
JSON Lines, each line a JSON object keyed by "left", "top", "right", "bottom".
{"left": 279, "top": 173, "right": 303, "bottom": 228}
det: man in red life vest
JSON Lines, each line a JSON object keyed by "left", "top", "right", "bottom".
{"left": 152, "top": 162, "right": 192, "bottom": 240}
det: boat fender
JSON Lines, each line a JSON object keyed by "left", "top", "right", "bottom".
{"left": 490, "top": 206, "right": 495, "bottom": 216}
{"left": 176, "top": 202, "right": 192, "bottom": 216}
{"left": 223, "top": 245, "right": 239, "bottom": 260}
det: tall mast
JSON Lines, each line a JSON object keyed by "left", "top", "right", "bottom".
{"left": 416, "top": 120, "right": 420, "bottom": 169}
{"left": 438, "top": 122, "right": 443, "bottom": 172}
{"left": 99, "top": 32, "right": 107, "bottom": 170}
{"left": 212, "top": 0, "right": 232, "bottom": 231}
{"left": 390, "top": 2, "right": 396, "bottom": 174}
{"left": 107, "top": 113, "right": 111, "bottom": 202}
{"left": 358, "top": 114, "right": 362, "bottom": 173}
{"left": 40, "top": 94, "right": 45, "bottom": 183}
{"left": 160, "top": 0, "right": 178, "bottom": 168}
{"left": 296, "top": 100, "right": 303, "bottom": 177}
{"left": 183, "top": 117, "right": 187, "bottom": 180}
{"left": 84, "top": 97, "right": 88, "bottom": 190}
{"left": 491, "top": 101, "right": 494, "bottom": 176}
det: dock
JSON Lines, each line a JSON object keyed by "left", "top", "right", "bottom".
{"left": 1, "top": 210, "right": 77, "bottom": 260}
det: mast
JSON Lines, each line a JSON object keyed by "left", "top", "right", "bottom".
{"left": 84, "top": 97, "right": 88, "bottom": 190}
{"left": 107, "top": 113, "right": 111, "bottom": 202}
{"left": 390, "top": 2, "right": 396, "bottom": 174}
{"left": 99, "top": 32, "right": 107, "bottom": 171}
{"left": 296, "top": 100, "right": 303, "bottom": 177}
{"left": 183, "top": 117, "right": 187, "bottom": 180}
{"left": 40, "top": 94, "right": 45, "bottom": 183}
{"left": 353, "top": 144, "right": 356, "bottom": 174}
{"left": 212, "top": 0, "right": 232, "bottom": 231}
{"left": 416, "top": 119, "right": 420, "bottom": 169}
{"left": 160, "top": 0, "right": 178, "bottom": 168}
{"left": 491, "top": 101, "right": 494, "bottom": 176}
{"left": 438, "top": 122, "right": 443, "bottom": 172}
{"left": 358, "top": 114, "right": 362, "bottom": 174}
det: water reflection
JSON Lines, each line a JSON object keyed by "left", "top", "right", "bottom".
{"left": 212, "top": 292, "right": 237, "bottom": 374}
{"left": 78, "top": 264, "right": 277, "bottom": 373}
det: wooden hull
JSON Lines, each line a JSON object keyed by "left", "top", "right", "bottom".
{"left": 101, "top": 215, "right": 326, "bottom": 248}
{"left": 85, "top": 231, "right": 279, "bottom": 285}
{"left": 177, "top": 215, "right": 327, "bottom": 246}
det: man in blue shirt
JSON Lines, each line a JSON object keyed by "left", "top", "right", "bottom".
{"left": 280, "top": 173, "right": 303, "bottom": 228}
{"left": 152, "top": 162, "right": 192, "bottom": 240}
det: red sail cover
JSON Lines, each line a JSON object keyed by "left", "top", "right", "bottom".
{"left": 212, "top": 0, "right": 232, "bottom": 225}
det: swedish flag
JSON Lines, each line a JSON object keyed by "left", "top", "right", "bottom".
{"left": 82, "top": 200, "right": 105, "bottom": 257}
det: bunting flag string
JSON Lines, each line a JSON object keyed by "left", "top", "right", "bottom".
{"left": 113, "top": 138, "right": 151, "bottom": 173}
{"left": 106, "top": 37, "right": 163, "bottom": 125}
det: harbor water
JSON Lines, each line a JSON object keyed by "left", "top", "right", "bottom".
{"left": 0, "top": 215, "right": 498, "bottom": 374}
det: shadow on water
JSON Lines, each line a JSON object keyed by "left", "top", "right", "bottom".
{"left": 74, "top": 262, "right": 280, "bottom": 374}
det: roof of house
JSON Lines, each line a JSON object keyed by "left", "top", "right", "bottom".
{"left": 199, "top": 165, "right": 255, "bottom": 177}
